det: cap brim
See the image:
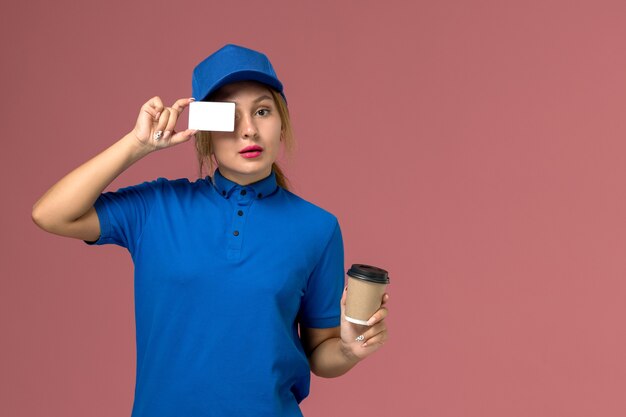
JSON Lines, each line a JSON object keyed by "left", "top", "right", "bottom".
{"left": 198, "top": 70, "right": 284, "bottom": 102}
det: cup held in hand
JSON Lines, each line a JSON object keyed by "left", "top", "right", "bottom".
{"left": 345, "top": 264, "right": 390, "bottom": 326}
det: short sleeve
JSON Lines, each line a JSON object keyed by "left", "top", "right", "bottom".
{"left": 83, "top": 179, "right": 160, "bottom": 253}
{"left": 299, "top": 220, "right": 345, "bottom": 329}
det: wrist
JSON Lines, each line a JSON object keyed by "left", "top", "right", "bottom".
{"left": 123, "top": 132, "right": 155, "bottom": 160}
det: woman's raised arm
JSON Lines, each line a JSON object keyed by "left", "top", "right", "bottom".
{"left": 31, "top": 96, "right": 197, "bottom": 241}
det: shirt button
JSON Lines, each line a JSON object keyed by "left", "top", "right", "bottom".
{"left": 240, "top": 190, "right": 247, "bottom": 196}
{"left": 233, "top": 230, "right": 239, "bottom": 236}
{"left": 237, "top": 210, "right": 243, "bottom": 216}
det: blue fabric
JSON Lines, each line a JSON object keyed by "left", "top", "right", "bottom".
{"left": 85, "top": 170, "right": 344, "bottom": 417}
{"left": 192, "top": 44, "right": 286, "bottom": 102}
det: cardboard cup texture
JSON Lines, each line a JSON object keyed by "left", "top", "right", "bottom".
{"left": 345, "top": 265, "right": 390, "bottom": 325}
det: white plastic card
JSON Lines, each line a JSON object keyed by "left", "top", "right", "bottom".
{"left": 188, "top": 101, "right": 235, "bottom": 132}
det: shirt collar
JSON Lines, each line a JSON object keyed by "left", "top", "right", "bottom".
{"left": 211, "top": 169, "right": 279, "bottom": 200}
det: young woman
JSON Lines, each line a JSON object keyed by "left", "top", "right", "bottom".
{"left": 32, "top": 44, "right": 389, "bottom": 417}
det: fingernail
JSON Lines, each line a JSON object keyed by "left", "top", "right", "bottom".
{"left": 362, "top": 342, "right": 368, "bottom": 347}
{"left": 162, "top": 131, "right": 171, "bottom": 139}
{"left": 154, "top": 131, "right": 163, "bottom": 141}
{"left": 366, "top": 317, "right": 375, "bottom": 326}
{"left": 190, "top": 97, "right": 196, "bottom": 101}
{"left": 155, "top": 112, "right": 161, "bottom": 120}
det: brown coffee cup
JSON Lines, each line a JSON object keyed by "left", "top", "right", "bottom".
{"left": 345, "top": 264, "right": 390, "bottom": 325}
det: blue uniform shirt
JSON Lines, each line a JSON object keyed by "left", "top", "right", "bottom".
{"left": 86, "top": 170, "right": 345, "bottom": 417}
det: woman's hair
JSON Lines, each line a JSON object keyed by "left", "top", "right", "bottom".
{"left": 194, "top": 88, "right": 294, "bottom": 190}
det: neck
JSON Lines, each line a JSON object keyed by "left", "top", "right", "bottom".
{"left": 218, "top": 167, "right": 272, "bottom": 186}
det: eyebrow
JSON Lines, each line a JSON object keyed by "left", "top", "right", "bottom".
{"left": 253, "top": 95, "right": 273, "bottom": 103}
{"left": 214, "top": 91, "right": 274, "bottom": 104}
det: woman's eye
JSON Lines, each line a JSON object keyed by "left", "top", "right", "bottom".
{"left": 256, "top": 108, "right": 270, "bottom": 116}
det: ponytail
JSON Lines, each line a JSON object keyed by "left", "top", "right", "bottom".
{"left": 272, "top": 162, "right": 290, "bottom": 190}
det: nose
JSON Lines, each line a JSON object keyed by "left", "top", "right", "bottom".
{"left": 236, "top": 113, "right": 258, "bottom": 139}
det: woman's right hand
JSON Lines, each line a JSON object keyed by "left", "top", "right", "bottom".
{"left": 131, "top": 96, "right": 198, "bottom": 151}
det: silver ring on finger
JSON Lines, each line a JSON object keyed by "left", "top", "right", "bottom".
{"left": 356, "top": 335, "right": 365, "bottom": 342}
{"left": 154, "top": 131, "right": 163, "bottom": 141}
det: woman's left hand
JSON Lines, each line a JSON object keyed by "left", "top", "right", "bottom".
{"left": 339, "top": 287, "right": 389, "bottom": 362}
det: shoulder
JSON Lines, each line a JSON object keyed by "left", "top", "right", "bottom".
{"left": 275, "top": 189, "right": 341, "bottom": 244}
{"left": 102, "top": 177, "right": 210, "bottom": 207}
{"left": 118, "top": 176, "right": 207, "bottom": 195}
{"left": 279, "top": 188, "right": 338, "bottom": 224}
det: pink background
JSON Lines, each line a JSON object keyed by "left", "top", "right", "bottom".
{"left": 3, "top": 0, "right": 626, "bottom": 416}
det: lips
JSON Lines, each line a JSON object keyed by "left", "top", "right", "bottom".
{"left": 239, "top": 145, "right": 263, "bottom": 159}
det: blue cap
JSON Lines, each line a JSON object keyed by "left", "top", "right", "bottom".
{"left": 192, "top": 44, "right": 285, "bottom": 102}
